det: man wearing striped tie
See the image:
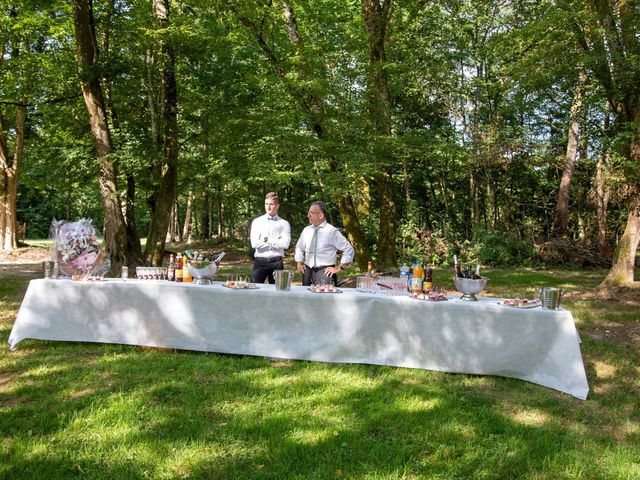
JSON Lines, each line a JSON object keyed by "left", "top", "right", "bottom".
{"left": 295, "top": 200, "right": 355, "bottom": 286}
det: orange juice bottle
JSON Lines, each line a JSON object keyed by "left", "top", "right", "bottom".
{"left": 183, "top": 259, "right": 192, "bottom": 283}
{"left": 412, "top": 262, "right": 424, "bottom": 292}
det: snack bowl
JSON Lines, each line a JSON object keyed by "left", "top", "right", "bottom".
{"left": 453, "top": 276, "right": 488, "bottom": 301}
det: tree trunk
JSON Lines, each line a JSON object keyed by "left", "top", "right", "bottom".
{"left": 72, "top": 0, "right": 128, "bottom": 270}
{"left": 0, "top": 104, "right": 25, "bottom": 253}
{"left": 201, "top": 187, "right": 210, "bottom": 240}
{"left": 362, "top": 0, "right": 397, "bottom": 270}
{"left": 571, "top": 0, "right": 639, "bottom": 285}
{"left": 595, "top": 153, "right": 610, "bottom": 254}
{"left": 165, "top": 200, "right": 177, "bottom": 243}
{"left": 595, "top": 111, "right": 611, "bottom": 255}
{"left": 125, "top": 174, "right": 142, "bottom": 263}
{"left": 182, "top": 190, "right": 193, "bottom": 242}
{"left": 0, "top": 22, "right": 26, "bottom": 254}
{"left": 601, "top": 207, "right": 640, "bottom": 285}
{"left": 144, "top": 0, "right": 179, "bottom": 265}
{"left": 553, "top": 70, "right": 586, "bottom": 238}
{"left": 470, "top": 170, "right": 479, "bottom": 226}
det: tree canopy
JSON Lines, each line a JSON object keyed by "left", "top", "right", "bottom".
{"left": 1, "top": 0, "right": 638, "bottom": 281}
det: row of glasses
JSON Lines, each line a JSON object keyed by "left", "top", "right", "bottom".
{"left": 135, "top": 266, "right": 168, "bottom": 281}
{"left": 356, "top": 276, "right": 408, "bottom": 296}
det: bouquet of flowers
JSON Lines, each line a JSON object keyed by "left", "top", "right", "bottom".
{"left": 51, "top": 218, "right": 105, "bottom": 278}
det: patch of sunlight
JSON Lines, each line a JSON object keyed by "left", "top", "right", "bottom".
{"left": 24, "top": 364, "right": 68, "bottom": 379}
{"left": 66, "top": 387, "right": 97, "bottom": 400}
{"left": 510, "top": 408, "right": 549, "bottom": 427}
{"left": 400, "top": 397, "right": 441, "bottom": 413}
{"left": 164, "top": 444, "right": 230, "bottom": 478}
{"left": 289, "top": 428, "right": 329, "bottom": 446}
{"left": 623, "top": 419, "right": 639, "bottom": 437}
{"left": 593, "top": 360, "right": 617, "bottom": 379}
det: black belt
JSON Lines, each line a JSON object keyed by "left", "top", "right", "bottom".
{"left": 307, "top": 265, "right": 334, "bottom": 272}
{"left": 256, "top": 256, "right": 283, "bottom": 262}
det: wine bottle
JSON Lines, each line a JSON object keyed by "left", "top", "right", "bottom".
{"left": 175, "top": 252, "right": 183, "bottom": 283}
{"left": 423, "top": 264, "right": 433, "bottom": 292}
{"left": 366, "top": 260, "right": 374, "bottom": 277}
{"left": 453, "top": 255, "right": 464, "bottom": 278}
{"left": 473, "top": 264, "right": 481, "bottom": 279}
{"left": 167, "top": 254, "right": 175, "bottom": 281}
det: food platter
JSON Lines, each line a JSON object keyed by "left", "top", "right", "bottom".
{"left": 410, "top": 293, "right": 448, "bottom": 302}
{"left": 223, "top": 282, "right": 259, "bottom": 290}
{"left": 308, "top": 287, "right": 342, "bottom": 294}
{"left": 498, "top": 299, "right": 540, "bottom": 309}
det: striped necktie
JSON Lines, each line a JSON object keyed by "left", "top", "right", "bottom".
{"left": 309, "top": 227, "right": 318, "bottom": 267}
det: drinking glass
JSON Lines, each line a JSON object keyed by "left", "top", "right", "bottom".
{"left": 43, "top": 261, "right": 55, "bottom": 279}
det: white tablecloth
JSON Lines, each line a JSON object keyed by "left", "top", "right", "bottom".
{"left": 9, "top": 279, "right": 589, "bottom": 399}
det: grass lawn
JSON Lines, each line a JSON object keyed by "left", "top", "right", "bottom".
{"left": 1, "top": 265, "right": 638, "bottom": 479}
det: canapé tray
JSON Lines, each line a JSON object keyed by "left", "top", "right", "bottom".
{"left": 497, "top": 299, "right": 540, "bottom": 309}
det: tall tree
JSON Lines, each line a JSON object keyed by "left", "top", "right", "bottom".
{"left": 566, "top": 0, "right": 640, "bottom": 284}
{"left": 553, "top": 69, "right": 587, "bottom": 238}
{"left": 237, "top": 1, "right": 371, "bottom": 270}
{"left": 71, "top": 0, "right": 128, "bottom": 269}
{"left": 0, "top": 9, "right": 25, "bottom": 253}
{"left": 362, "top": 0, "right": 397, "bottom": 269}
{"left": 0, "top": 102, "right": 24, "bottom": 253}
{"left": 143, "top": 0, "right": 179, "bottom": 265}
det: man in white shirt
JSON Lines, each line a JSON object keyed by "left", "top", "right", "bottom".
{"left": 295, "top": 200, "right": 355, "bottom": 286}
{"left": 250, "top": 192, "right": 291, "bottom": 284}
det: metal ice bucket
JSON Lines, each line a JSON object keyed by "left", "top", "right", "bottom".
{"left": 274, "top": 270, "right": 292, "bottom": 291}
{"left": 453, "top": 276, "right": 488, "bottom": 301}
{"left": 539, "top": 287, "right": 563, "bottom": 310}
{"left": 187, "top": 262, "right": 218, "bottom": 285}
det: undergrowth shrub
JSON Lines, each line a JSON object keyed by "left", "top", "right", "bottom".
{"left": 463, "top": 226, "right": 540, "bottom": 267}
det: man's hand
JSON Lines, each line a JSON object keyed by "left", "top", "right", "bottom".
{"left": 296, "top": 262, "right": 306, "bottom": 273}
{"left": 324, "top": 265, "right": 343, "bottom": 276}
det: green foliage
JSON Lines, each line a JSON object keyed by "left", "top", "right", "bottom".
{"left": 2, "top": 0, "right": 636, "bottom": 275}
{"left": 464, "top": 226, "right": 540, "bottom": 267}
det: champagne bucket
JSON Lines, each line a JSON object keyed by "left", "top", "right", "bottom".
{"left": 539, "top": 287, "right": 563, "bottom": 310}
{"left": 274, "top": 270, "right": 292, "bottom": 291}
{"left": 187, "top": 262, "right": 218, "bottom": 285}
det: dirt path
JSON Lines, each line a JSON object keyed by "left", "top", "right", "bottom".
{"left": 0, "top": 246, "right": 50, "bottom": 279}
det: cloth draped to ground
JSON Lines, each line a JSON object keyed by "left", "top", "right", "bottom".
{"left": 9, "top": 279, "right": 589, "bottom": 399}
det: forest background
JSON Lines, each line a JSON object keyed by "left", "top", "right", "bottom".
{"left": 1, "top": 0, "right": 639, "bottom": 284}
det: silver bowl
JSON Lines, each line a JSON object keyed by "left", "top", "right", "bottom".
{"left": 188, "top": 262, "right": 219, "bottom": 285}
{"left": 453, "top": 276, "right": 488, "bottom": 301}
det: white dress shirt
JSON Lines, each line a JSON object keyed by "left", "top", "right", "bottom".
{"left": 250, "top": 214, "right": 291, "bottom": 258}
{"left": 294, "top": 221, "right": 355, "bottom": 267}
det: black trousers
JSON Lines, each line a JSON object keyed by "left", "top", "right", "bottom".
{"left": 252, "top": 256, "right": 284, "bottom": 284}
{"left": 302, "top": 265, "right": 337, "bottom": 286}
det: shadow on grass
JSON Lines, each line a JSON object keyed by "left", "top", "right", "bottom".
{"left": 1, "top": 272, "right": 638, "bottom": 479}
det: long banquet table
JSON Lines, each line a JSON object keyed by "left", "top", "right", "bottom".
{"left": 9, "top": 279, "right": 589, "bottom": 399}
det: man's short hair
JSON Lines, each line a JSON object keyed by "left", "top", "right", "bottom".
{"left": 310, "top": 200, "right": 328, "bottom": 217}
{"left": 265, "top": 192, "right": 279, "bottom": 204}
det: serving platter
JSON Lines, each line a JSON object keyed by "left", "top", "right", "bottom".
{"left": 223, "top": 283, "right": 259, "bottom": 290}
{"left": 498, "top": 299, "right": 540, "bottom": 309}
{"left": 308, "top": 287, "right": 342, "bottom": 294}
{"left": 410, "top": 293, "right": 448, "bottom": 302}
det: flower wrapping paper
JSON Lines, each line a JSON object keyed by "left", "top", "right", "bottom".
{"left": 51, "top": 218, "right": 104, "bottom": 277}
